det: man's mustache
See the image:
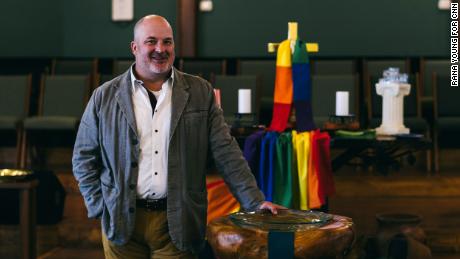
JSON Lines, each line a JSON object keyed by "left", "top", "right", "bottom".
{"left": 151, "top": 52, "right": 169, "bottom": 59}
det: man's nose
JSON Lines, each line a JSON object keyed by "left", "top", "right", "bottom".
{"left": 154, "top": 42, "right": 166, "bottom": 52}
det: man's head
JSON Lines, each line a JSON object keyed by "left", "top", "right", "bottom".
{"left": 131, "top": 15, "right": 175, "bottom": 81}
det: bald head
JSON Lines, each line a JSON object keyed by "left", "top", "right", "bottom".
{"left": 133, "top": 15, "right": 173, "bottom": 41}
{"left": 130, "top": 14, "right": 176, "bottom": 86}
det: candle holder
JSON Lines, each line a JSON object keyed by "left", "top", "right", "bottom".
{"left": 232, "top": 113, "right": 257, "bottom": 129}
{"left": 323, "top": 114, "right": 360, "bottom": 131}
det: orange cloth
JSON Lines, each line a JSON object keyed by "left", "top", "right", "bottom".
{"left": 206, "top": 179, "right": 240, "bottom": 224}
{"left": 308, "top": 131, "right": 322, "bottom": 209}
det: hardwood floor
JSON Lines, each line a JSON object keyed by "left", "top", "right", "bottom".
{"left": 2, "top": 149, "right": 460, "bottom": 258}
{"left": 38, "top": 247, "right": 104, "bottom": 259}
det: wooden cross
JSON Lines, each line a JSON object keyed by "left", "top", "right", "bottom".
{"left": 267, "top": 22, "right": 319, "bottom": 53}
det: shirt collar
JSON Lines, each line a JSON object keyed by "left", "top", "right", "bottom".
{"left": 130, "top": 63, "right": 175, "bottom": 92}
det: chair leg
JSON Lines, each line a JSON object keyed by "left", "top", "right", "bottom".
{"left": 426, "top": 149, "right": 432, "bottom": 173}
{"left": 425, "top": 129, "right": 432, "bottom": 173}
{"left": 15, "top": 129, "right": 22, "bottom": 169}
{"left": 433, "top": 131, "right": 439, "bottom": 173}
{"left": 20, "top": 130, "right": 27, "bottom": 169}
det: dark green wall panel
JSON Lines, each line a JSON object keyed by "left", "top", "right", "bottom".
{"left": 0, "top": 0, "right": 62, "bottom": 57}
{"left": 197, "top": 0, "right": 450, "bottom": 57}
{"left": 0, "top": 0, "right": 451, "bottom": 58}
{"left": 0, "top": 0, "right": 175, "bottom": 58}
{"left": 61, "top": 0, "right": 176, "bottom": 58}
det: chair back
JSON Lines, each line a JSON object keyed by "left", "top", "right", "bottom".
{"left": 0, "top": 75, "right": 31, "bottom": 118}
{"left": 113, "top": 60, "right": 134, "bottom": 75}
{"left": 51, "top": 59, "right": 98, "bottom": 75}
{"left": 39, "top": 75, "right": 90, "bottom": 117}
{"left": 214, "top": 75, "right": 259, "bottom": 123}
{"left": 311, "top": 59, "right": 357, "bottom": 75}
{"left": 179, "top": 59, "right": 226, "bottom": 84}
{"left": 364, "top": 59, "right": 410, "bottom": 78}
{"left": 238, "top": 59, "right": 276, "bottom": 103}
{"left": 368, "top": 74, "right": 420, "bottom": 119}
{"left": 434, "top": 73, "right": 460, "bottom": 117}
{"left": 420, "top": 59, "right": 449, "bottom": 97}
{"left": 311, "top": 74, "right": 359, "bottom": 117}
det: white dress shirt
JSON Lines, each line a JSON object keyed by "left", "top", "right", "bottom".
{"left": 130, "top": 66, "right": 173, "bottom": 199}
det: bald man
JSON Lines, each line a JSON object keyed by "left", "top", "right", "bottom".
{"left": 72, "top": 15, "right": 282, "bottom": 258}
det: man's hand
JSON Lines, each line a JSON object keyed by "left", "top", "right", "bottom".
{"left": 259, "top": 201, "right": 287, "bottom": 215}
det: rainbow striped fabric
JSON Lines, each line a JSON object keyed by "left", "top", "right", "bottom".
{"left": 269, "top": 39, "right": 315, "bottom": 132}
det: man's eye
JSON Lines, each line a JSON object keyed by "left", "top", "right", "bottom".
{"left": 146, "top": 40, "right": 156, "bottom": 45}
{"left": 164, "top": 40, "right": 173, "bottom": 45}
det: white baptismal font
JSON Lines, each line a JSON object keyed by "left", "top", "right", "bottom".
{"left": 375, "top": 68, "right": 411, "bottom": 135}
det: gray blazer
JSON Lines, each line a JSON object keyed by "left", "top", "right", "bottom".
{"left": 72, "top": 68, "right": 264, "bottom": 253}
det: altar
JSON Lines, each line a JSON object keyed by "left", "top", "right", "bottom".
{"left": 207, "top": 211, "right": 354, "bottom": 259}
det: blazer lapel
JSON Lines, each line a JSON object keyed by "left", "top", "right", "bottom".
{"left": 170, "top": 68, "right": 189, "bottom": 141}
{"left": 115, "top": 71, "right": 139, "bottom": 138}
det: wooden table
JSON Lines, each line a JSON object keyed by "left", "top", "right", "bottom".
{"left": 331, "top": 135, "right": 432, "bottom": 174}
{"left": 0, "top": 179, "right": 38, "bottom": 259}
{"left": 207, "top": 214, "right": 354, "bottom": 259}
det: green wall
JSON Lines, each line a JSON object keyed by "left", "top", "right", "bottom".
{"left": 0, "top": 0, "right": 176, "bottom": 58}
{"left": 198, "top": 0, "right": 450, "bottom": 57}
{"left": 0, "top": 0, "right": 450, "bottom": 58}
{"left": 60, "top": 0, "right": 176, "bottom": 58}
{"left": 0, "top": 0, "right": 62, "bottom": 57}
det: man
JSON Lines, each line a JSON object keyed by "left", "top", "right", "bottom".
{"left": 72, "top": 15, "right": 282, "bottom": 258}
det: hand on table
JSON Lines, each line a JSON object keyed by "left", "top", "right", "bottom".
{"left": 259, "top": 201, "right": 287, "bottom": 215}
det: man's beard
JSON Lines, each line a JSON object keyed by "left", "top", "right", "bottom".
{"left": 148, "top": 52, "right": 172, "bottom": 73}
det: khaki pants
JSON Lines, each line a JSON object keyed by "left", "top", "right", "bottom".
{"left": 102, "top": 208, "right": 196, "bottom": 259}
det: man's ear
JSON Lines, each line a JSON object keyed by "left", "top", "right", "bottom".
{"left": 130, "top": 41, "right": 137, "bottom": 55}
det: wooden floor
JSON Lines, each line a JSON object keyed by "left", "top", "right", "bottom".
{"left": 38, "top": 247, "right": 104, "bottom": 259}
{"left": 2, "top": 148, "right": 460, "bottom": 258}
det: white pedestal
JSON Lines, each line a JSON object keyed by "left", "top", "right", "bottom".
{"left": 375, "top": 82, "right": 411, "bottom": 135}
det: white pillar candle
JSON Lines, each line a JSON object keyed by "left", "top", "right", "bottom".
{"left": 238, "top": 89, "right": 252, "bottom": 114}
{"left": 335, "top": 91, "right": 349, "bottom": 116}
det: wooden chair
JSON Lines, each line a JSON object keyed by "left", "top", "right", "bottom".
{"left": 367, "top": 73, "right": 431, "bottom": 171}
{"left": 311, "top": 59, "right": 357, "bottom": 75}
{"left": 51, "top": 58, "right": 98, "bottom": 92}
{"left": 311, "top": 74, "right": 360, "bottom": 128}
{"left": 179, "top": 59, "right": 226, "bottom": 84}
{"left": 113, "top": 59, "right": 134, "bottom": 75}
{"left": 21, "top": 75, "right": 90, "bottom": 169}
{"left": 364, "top": 58, "right": 410, "bottom": 93}
{"left": 419, "top": 58, "right": 449, "bottom": 98}
{"left": 433, "top": 73, "right": 460, "bottom": 172}
{"left": 51, "top": 58, "right": 98, "bottom": 76}
{"left": 0, "top": 75, "right": 32, "bottom": 167}
{"left": 214, "top": 75, "right": 260, "bottom": 125}
{"left": 237, "top": 59, "right": 276, "bottom": 126}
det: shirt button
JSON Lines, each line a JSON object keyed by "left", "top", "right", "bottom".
{"left": 152, "top": 193, "right": 156, "bottom": 196}
{"left": 131, "top": 162, "right": 138, "bottom": 168}
{"left": 129, "top": 184, "right": 135, "bottom": 190}
{"left": 155, "top": 129, "right": 158, "bottom": 133}
{"left": 155, "top": 151, "right": 158, "bottom": 154}
{"left": 154, "top": 172, "right": 158, "bottom": 175}
{"left": 129, "top": 207, "right": 135, "bottom": 213}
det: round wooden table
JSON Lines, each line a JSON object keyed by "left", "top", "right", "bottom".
{"left": 207, "top": 214, "right": 354, "bottom": 259}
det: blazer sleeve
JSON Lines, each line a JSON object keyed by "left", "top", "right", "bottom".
{"left": 206, "top": 82, "right": 265, "bottom": 211}
{"left": 72, "top": 90, "right": 104, "bottom": 219}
